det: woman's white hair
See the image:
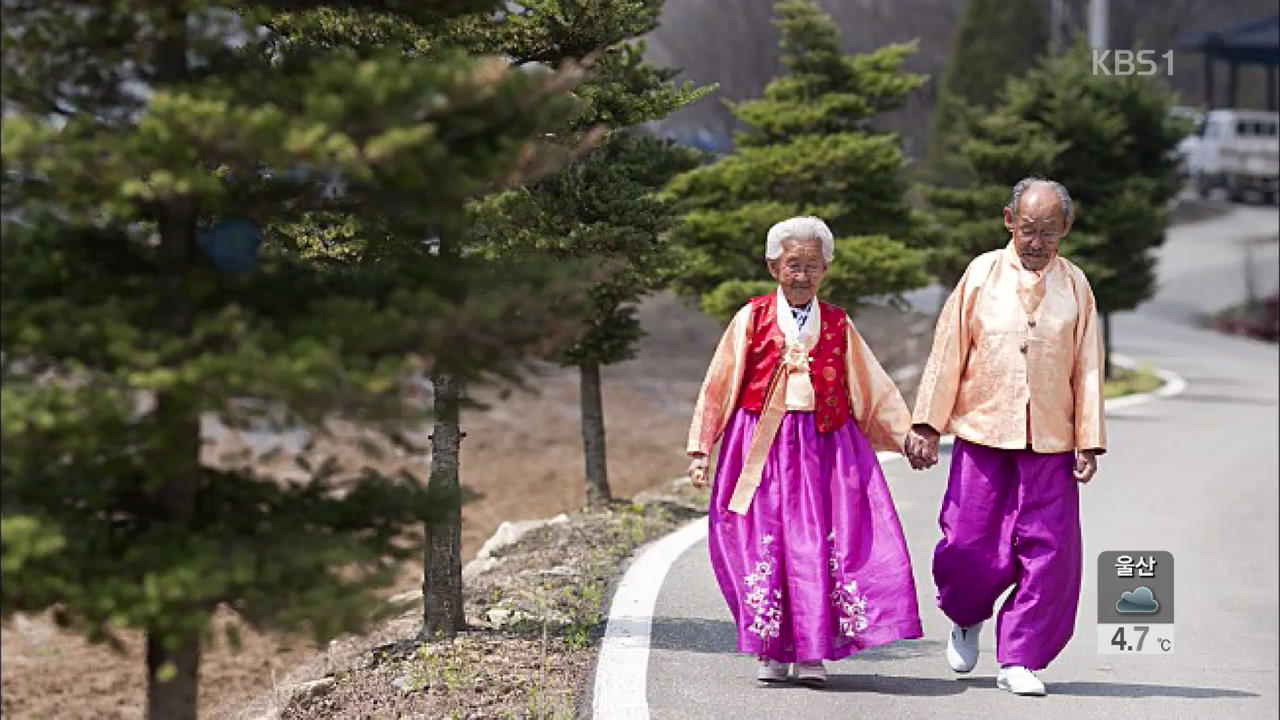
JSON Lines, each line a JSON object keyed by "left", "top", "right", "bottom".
{"left": 765, "top": 216, "right": 835, "bottom": 263}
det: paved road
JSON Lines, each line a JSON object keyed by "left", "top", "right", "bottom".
{"left": 643, "top": 203, "right": 1279, "bottom": 719}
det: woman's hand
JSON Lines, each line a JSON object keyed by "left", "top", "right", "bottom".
{"left": 688, "top": 454, "right": 710, "bottom": 489}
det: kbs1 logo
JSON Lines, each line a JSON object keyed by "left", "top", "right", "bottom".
{"left": 1093, "top": 49, "right": 1174, "bottom": 76}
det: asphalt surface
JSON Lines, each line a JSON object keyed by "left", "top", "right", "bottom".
{"left": 643, "top": 201, "right": 1279, "bottom": 719}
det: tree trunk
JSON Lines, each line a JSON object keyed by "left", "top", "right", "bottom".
{"left": 579, "top": 361, "right": 611, "bottom": 509}
{"left": 1102, "top": 310, "right": 1114, "bottom": 380}
{"left": 421, "top": 216, "right": 466, "bottom": 639}
{"left": 146, "top": 633, "right": 200, "bottom": 720}
{"left": 422, "top": 368, "right": 466, "bottom": 638}
{"left": 147, "top": 381, "right": 202, "bottom": 719}
{"left": 148, "top": 193, "right": 203, "bottom": 720}
{"left": 147, "top": 7, "right": 202, "bottom": 719}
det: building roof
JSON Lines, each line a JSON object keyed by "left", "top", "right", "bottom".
{"left": 1176, "top": 14, "right": 1279, "bottom": 65}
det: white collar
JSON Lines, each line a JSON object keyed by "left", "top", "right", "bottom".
{"left": 775, "top": 286, "right": 819, "bottom": 347}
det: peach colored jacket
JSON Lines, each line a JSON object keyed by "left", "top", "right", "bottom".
{"left": 686, "top": 296, "right": 911, "bottom": 458}
{"left": 912, "top": 242, "right": 1107, "bottom": 454}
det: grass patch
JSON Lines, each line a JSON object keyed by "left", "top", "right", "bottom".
{"left": 280, "top": 499, "right": 702, "bottom": 720}
{"left": 1104, "top": 363, "right": 1163, "bottom": 399}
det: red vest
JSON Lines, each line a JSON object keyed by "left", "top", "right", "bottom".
{"left": 738, "top": 294, "right": 852, "bottom": 433}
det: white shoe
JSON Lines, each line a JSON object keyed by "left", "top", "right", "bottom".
{"left": 794, "top": 661, "right": 827, "bottom": 685}
{"left": 946, "top": 621, "right": 982, "bottom": 673}
{"left": 756, "top": 659, "right": 789, "bottom": 683}
{"left": 997, "top": 665, "right": 1046, "bottom": 696}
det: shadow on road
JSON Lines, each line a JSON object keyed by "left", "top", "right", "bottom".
{"left": 650, "top": 617, "right": 946, "bottom": 664}
{"left": 844, "top": 639, "right": 945, "bottom": 663}
{"left": 821, "top": 672, "right": 966, "bottom": 696}
{"left": 649, "top": 617, "right": 738, "bottom": 654}
{"left": 1171, "top": 392, "right": 1279, "bottom": 407}
{"left": 1041, "top": 681, "right": 1257, "bottom": 700}
{"left": 953, "top": 675, "right": 1258, "bottom": 699}
{"left": 693, "top": 671, "right": 1259, "bottom": 701}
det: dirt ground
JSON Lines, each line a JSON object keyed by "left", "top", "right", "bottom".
{"left": 0, "top": 291, "right": 931, "bottom": 720}
{"left": 273, "top": 496, "right": 704, "bottom": 720}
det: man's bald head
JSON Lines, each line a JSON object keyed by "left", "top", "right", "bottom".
{"left": 1008, "top": 177, "right": 1073, "bottom": 223}
{"left": 1003, "top": 177, "right": 1074, "bottom": 271}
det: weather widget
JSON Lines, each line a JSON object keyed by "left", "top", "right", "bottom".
{"left": 1097, "top": 551, "right": 1175, "bottom": 654}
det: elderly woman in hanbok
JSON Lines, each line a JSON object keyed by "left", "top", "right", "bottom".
{"left": 686, "top": 216, "right": 922, "bottom": 684}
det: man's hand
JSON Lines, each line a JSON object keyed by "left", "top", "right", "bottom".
{"left": 1074, "top": 449, "right": 1099, "bottom": 483}
{"left": 905, "top": 424, "right": 940, "bottom": 470}
{"left": 688, "top": 454, "right": 710, "bottom": 489}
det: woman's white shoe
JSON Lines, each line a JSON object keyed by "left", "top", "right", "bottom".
{"left": 996, "top": 665, "right": 1047, "bottom": 696}
{"left": 756, "top": 659, "right": 790, "bottom": 683}
{"left": 794, "top": 661, "right": 828, "bottom": 685}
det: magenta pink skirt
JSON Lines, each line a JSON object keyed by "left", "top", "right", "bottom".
{"left": 707, "top": 408, "right": 923, "bottom": 662}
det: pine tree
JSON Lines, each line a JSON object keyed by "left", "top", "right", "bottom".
{"left": 463, "top": 1, "right": 711, "bottom": 510}
{"left": 470, "top": 132, "right": 703, "bottom": 508}
{"left": 0, "top": 3, "right": 593, "bottom": 717}
{"left": 663, "top": 0, "right": 931, "bottom": 322}
{"left": 921, "top": 43, "right": 1186, "bottom": 376}
{"left": 925, "top": 0, "right": 1048, "bottom": 184}
{"left": 235, "top": 3, "right": 618, "bottom": 642}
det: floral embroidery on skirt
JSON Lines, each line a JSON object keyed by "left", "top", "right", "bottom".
{"left": 828, "top": 532, "right": 870, "bottom": 639}
{"left": 743, "top": 534, "right": 782, "bottom": 642}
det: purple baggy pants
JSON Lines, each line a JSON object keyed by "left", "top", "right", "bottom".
{"left": 932, "top": 438, "right": 1082, "bottom": 671}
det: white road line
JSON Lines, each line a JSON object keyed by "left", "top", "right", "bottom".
{"left": 592, "top": 517, "right": 709, "bottom": 720}
{"left": 592, "top": 355, "right": 1188, "bottom": 719}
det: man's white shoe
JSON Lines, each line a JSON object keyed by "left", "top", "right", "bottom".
{"left": 794, "top": 661, "right": 828, "bottom": 685}
{"left": 946, "top": 621, "right": 982, "bottom": 673}
{"left": 756, "top": 659, "right": 790, "bottom": 683}
{"left": 997, "top": 665, "right": 1046, "bottom": 696}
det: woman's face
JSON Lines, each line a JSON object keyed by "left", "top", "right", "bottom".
{"left": 767, "top": 237, "right": 828, "bottom": 306}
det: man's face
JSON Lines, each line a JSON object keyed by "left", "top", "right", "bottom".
{"left": 1003, "top": 185, "right": 1071, "bottom": 272}
{"left": 767, "top": 237, "right": 828, "bottom": 306}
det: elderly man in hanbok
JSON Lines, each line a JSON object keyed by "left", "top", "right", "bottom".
{"left": 686, "top": 216, "right": 923, "bottom": 685}
{"left": 906, "top": 178, "right": 1105, "bottom": 696}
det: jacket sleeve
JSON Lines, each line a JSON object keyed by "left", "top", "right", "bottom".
{"left": 844, "top": 315, "right": 912, "bottom": 454}
{"left": 1071, "top": 268, "right": 1107, "bottom": 454}
{"left": 687, "top": 304, "right": 753, "bottom": 456}
{"left": 912, "top": 263, "right": 978, "bottom": 434}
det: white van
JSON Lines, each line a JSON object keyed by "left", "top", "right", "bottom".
{"left": 1181, "top": 109, "right": 1280, "bottom": 204}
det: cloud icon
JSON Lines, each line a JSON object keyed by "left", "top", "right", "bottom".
{"left": 1117, "top": 586, "right": 1160, "bottom": 614}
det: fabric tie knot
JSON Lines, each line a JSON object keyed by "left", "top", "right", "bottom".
{"left": 783, "top": 341, "right": 811, "bottom": 374}
{"left": 781, "top": 340, "right": 815, "bottom": 410}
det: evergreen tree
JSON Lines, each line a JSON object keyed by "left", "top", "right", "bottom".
{"left": 921, "top": 43, "right": 1186, "bottom": 376}
{"left": 1, "top": 2, "right": 592, "bottom": 717}
{"left": 663, "top": 0, "right": 930, "bottom": 322}
{"left": 238, "top": 3, "right": 620, "bottom": 641}
{"left": 470, "top": 132, "right": 703, "bottom": 508}
{"left": 463, "top": 1, "right": 711, "bottom": 510}
{"left": 926, "top": 0, "right": 1048, "bottom": 184}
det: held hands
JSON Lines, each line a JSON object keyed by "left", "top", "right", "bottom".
{"left": 688, "top": 454, "right": 710, "bottom": 489}
{"left": 905, "top": 424, "right": 940, "bottom": 470}
{"left": 1074, "top": 449, "right": 1099, "bottom": 484}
